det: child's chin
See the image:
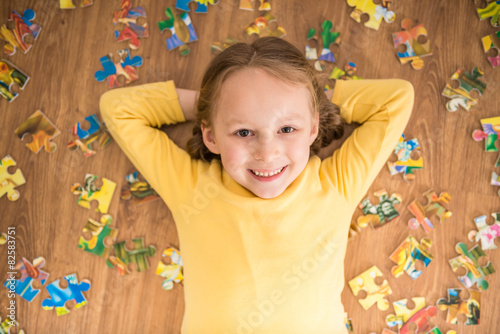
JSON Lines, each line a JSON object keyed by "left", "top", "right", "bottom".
{"left": 251, "top": 186, "right": 286, "bottom": 199}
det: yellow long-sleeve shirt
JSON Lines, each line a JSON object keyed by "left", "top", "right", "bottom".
{"left": 100, "top": 79, "right": 414, "bottom": 334}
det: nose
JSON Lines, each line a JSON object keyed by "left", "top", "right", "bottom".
{"left": 252, "top": 135, "right": 280, "bottom": 162}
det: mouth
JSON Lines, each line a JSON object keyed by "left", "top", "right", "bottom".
{"left": 248, "top": 166, "right": 287, "bottom": 181}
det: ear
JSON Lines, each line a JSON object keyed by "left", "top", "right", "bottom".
{"left": 309, "top": 112, "right": 319, "bottom": 145}
{"left": 201, "top": 121, "right": 220, "bottom": 154}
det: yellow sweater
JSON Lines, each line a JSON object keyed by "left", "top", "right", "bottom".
{"left": 100, "top": 79, "right": 414, "bottom": 334}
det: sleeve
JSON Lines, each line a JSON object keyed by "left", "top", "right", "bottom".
{"left": 320, "top": 79, "right": 414, "bottom": 206}
{"left": 99, "top": 80, "right": 201, "bottom": 207}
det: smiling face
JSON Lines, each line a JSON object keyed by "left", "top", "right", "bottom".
{"left": 201, "top": 67, "right": 319, "bottom": 199}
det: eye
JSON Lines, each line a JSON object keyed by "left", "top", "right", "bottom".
{"left": 279, "top": 126, "right": 295, "bottom": 134}
{"left": 235, "top": 129, "right": 251, "bottom": 137}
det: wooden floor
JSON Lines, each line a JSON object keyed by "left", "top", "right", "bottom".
{"left": 1, "top": 0, "right": 499, "bottom": 333}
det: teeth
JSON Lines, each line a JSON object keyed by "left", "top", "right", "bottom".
{"left": 252, "top": 167, "right": 284, "bottom": 177}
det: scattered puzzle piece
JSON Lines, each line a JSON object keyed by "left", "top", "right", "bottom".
{"left": 15, "top": 110, "right": 60, "bottom": 154}
{"left": 239, "top": 0, "right": 271, "bottom": 11}
{"left": 78, "top": 214, "right": 118, "bottom": 258}
{"left": 42, "top": 274, "right": 91, "bottom": 316}
{"left": 3, "top": 257, "right": 49, "bottom": 302}
{"left": 0, "top": 59, "right": 29, "bottom": 102}
{"left": 329, "top": 62, "right": 362, "bottom": 80}
{"left": 442, "top": 67, "right": 486, "bottom": 112}
{"left": 95, "top": 49, "right": 143, "bottom": 88}
{"left": 390, "top": 235, "right": 433, "bottom": 279}
{"left": 0, "top": 315, "right": 21, "bottom": 334}
{"left": 392, "top": 18, "right": 432, "bottom": 70}
{"left": 472, "top": 116, "right": 500, "bottom": 152}
{"left": 156, "top": 247, "right": 183, "bottom": 290}
{"left": 407, "top": 190, "right": 452, "bottom": 233}
{"left": 346, "top": 0, "right": 395, "bottom": 30}
{"left": 468, "top": 214, "right": 500, "bottom": 250}
{"left": 449, "top": 242, "right": 495, "bottom": 291}
{"left": 211, "top": 37, "right": 239, "bottom": 54}
{"left": 120, "top": 171, "right": 159, "bottom": 205}
{"left": 348, "top": 265, "right": 392, "bottom": 311}
{"left": 305, "top": 20, "right": 341, "bottom": 64}
{"left": 71, "top": 174, "right": 116, "bottom": 213}
{"left": 176, "top": 0, "right": 219, "bottom": 13}
{"left": 491, "top": 172, "right": 500, "bottom": 196}
{"left": 67, "top": 114, "right": 112, "bottom": 157}
{"left": 387, "top": 134, "right": 423, "bottom": 181}
{"left": 107, "top": 238, "right": 156, "bottom": 275}
{"left": 0, "top": 232, "right": 6, "bottom": 245}
{"left": 476, "top": 0, "right": 500, "bottom": 27}
{"left": 244, "top": 13, "right": 286, "bottom": 38}
{"left": 0, "top": 155, "right": 26, "bottom": 202}
{"left": 0, "top": 9, "right": 41, "bottom": 56}
{"left": 426, "top": 329, "right": 457, "bottom": 334}
{"left": 386, "top": 297, "right": 438, "bottom": 333}
{"left": 113, "top": 0, "right": 149, "bottom": 50}
{"left": 437, "top": 288, "right": 480, "bottom": 325}
{"left": 357, "top": 189, "right": 402, "bottom": 229}
{"left": 344, "top": 313, "right": 353, "bottom": 332}
{"left": 60, "top": 0, "right": 93, "bottom": 9}
{"left": 158, "top": 7, "right": 198, "bottom": 56}
{"left": 481, "top": 30, "right": 500, "bottom": 68}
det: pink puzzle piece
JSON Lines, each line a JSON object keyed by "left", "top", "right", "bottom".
{"left": 468, "top": 214, "right": 500, "bottom": 250}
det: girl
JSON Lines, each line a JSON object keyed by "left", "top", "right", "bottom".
{"left": 100, "top": 37, "right": 414, "bottom": 333}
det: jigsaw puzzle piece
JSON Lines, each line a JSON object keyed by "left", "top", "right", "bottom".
{"left": 71, "top": 174, "right": 116, "bottom": 213}
{"left": 60, "top": 0, "right": 93, "bottom": 9}
{"left": 158, "top": 7, "right": 198, "bottom": 56}
{"left": 120, "top": 171, "right": 159, "bottom": 205}
{"left": 0, "top": 155, "right": 26, "bottom": 202}
{"left": 176, "top": 0, "right": 220, "bottom": 13}
{"left": 468, "top": 214, "right": 500, "bottom": 250}
{"left": 0, "top": 316, "right": 23, "bottom": 334}
{"left": 330, "top": 62, "right": 362, "bottom": 80}
{"left": 346, "top": 0, "right": 395, "bottom": 30}
{"left": 390, "top": 235, "right": 433, "bottom": 279}
{"left": 67, "top": 114, "right": 112, "bottom": 157}
{"left": 0, "top": 9, "right": 41, "bottom": 56}
{"left": 481, "top": 30, "right": 500, "bottom": 68}
{"left": 348, "top": 265, "right": 392, "bottom": 311}
{"left": 392, "top": 18, "right": 432, "bottom": 70}
{"left": 0, "top": 59, "right": 29, "bottom": 102}
{"left": 244, "top": 13, "right": 286, "bottom": 38}
{"left": 211, "top": 37, "right": 239, "bottom": 54}
{"left": 15, "top": 110, "right": 60, "bottom": 154}
{"left": 442, "top": 67, "right": 486, "bottom": 112}
{"left": 95, "top": 49, "right": 143, "bottom": 88}
{"left": 239, "top": 0, "right": 271, "bottom": 10}
{"left": 437, "top": 288, "right": 480, "bottom": 325}
{"left": 107, "top": 238, "right": 156, "bottom": 275}
{"left": 407, "top": 190, "right": 452, "bottom": 233}
{"left": 357, "top": 189, "right": 402, "bottom": 229}
{"left": 42, "top": 274, "right": 91, "bottom": 316}
{"left": 78, "top": 214, "right": 118, "bottom": 258}
{"left": 387, "top": 134, "right": 423, "bottom": 181}
{"left": 476, "top": 0, "right": 500, "bottom": 27}
{"left": 449, "top": 242, "right": 495, "bottom": 291}
{"left": 0, "top": 232, "right": 6, "bottom": 245}
{"left": 472, "top": 116, "right": 500, "bottom": 152}
{"left": 156, "top": 247, "right": 184, "bottom": 290}
{"left": 3, "top": 257, "right": 49, "bottom": 302}
{"left": 113, "top": 0, "right": 148, "bottom": 50}
{"left": 317, "top": 20, "right": 340, "bottom": 62}
{"left": 386, "top": 297, "right": 437, "bottom": 333}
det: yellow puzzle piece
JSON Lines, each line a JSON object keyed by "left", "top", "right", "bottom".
{"left": 348, "top": 265, "right": 392, "bottom": 310}
{"left": 0, "top": 155, "right": 26, "bottom": 201}
{"left": 71, "top": 174, "right": 116, "bottom": 213}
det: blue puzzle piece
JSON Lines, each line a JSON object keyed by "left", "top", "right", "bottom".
{"left": 74, "top": 114, "right": 101, "bottom": 139}
{"left": 121, "top": 49, "right": 143, "bottom": 67}
{"left": 3, "top": 257, "right": 49, "bottom": 302}
{"left": 95, "top": 55, "right": 116, "bottom": 82}
{"left": 176, "top": 0, "right": 208, "bottom": 13}
{"left": 42, "top": 274, "right": 91, "bottom": 316}
{"left": 158, "top": 8, "right": 198, "bottom": 52}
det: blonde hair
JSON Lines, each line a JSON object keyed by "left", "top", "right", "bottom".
{"left": 187, "top": 36, "right": 344, "bottom": 161}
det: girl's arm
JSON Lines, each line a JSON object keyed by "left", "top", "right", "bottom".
{"left": 320, "top": 79, "right": 414, "bottom": 206}
{"left": 100, "top": 81, "right": 202, "bottom": 207}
